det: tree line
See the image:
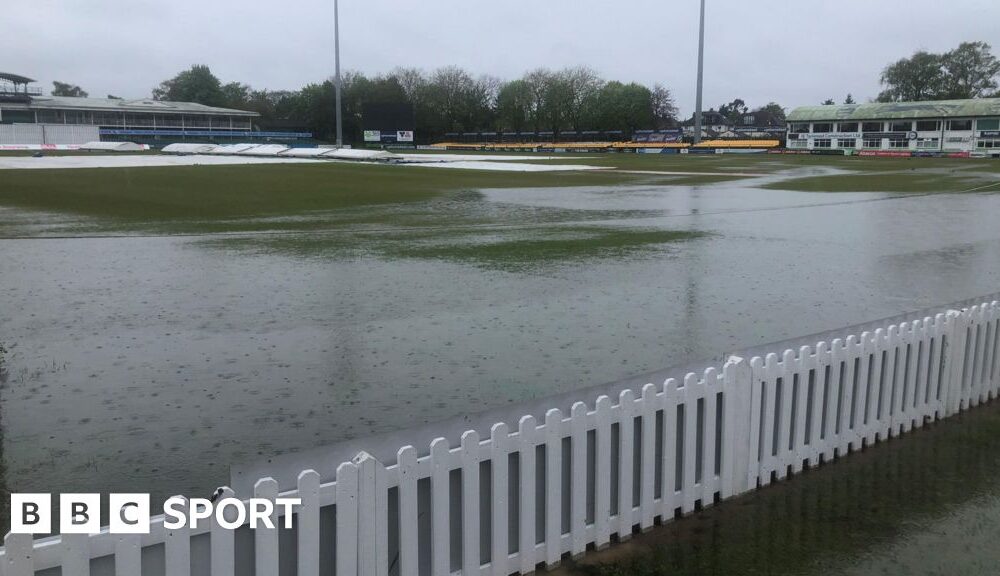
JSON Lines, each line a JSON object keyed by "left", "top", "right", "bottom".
{"left": 146, "top": 64, "right": 684, "bottom": 142}
{"left": 48, "top": 39, "right": 1000, "bottom": 142}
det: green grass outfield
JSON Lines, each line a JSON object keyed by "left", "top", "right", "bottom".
{"left": 2, "top": 154, "right": 998, "bottom": 231}
{"left": 2, "top": 153, "right": 999, "bottom": 269}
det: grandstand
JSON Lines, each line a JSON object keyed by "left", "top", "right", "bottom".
{"left": 0, "top": 72, "right": 311, "bottom": 146}
{"left": 430, "top": 123, "right": 780, "bottom": 152}
{"left": 430, "top": 114, "right": 782, "bottom": 153}
{"left": 428, "top": 138, "right": 780, "bottom": 153}
{"left": 786, "top": 98, "right": 1000, "bottom": 156}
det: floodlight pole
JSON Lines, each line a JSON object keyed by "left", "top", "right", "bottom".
{"left": 693, "top": 0, "right": 705, "bottom": 144}
{"left": 334, "top": 0, "right": 344, "bottom": 147}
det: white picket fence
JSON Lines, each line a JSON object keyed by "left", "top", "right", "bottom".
{"left": 3, "top": 299, "right": 999, "bottom": 576}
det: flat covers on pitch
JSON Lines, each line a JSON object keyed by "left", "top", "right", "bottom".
{"left": 79, "top": 141, "right": 145, "bottom": 152}
{"left": 321, "top": 148, "right": 395, "bottom": 161}
{"left": 279, "top": 148, "right": 331, "bottom": 158}
{"left": 235, "top": 144, "right": 289, "bottom": 156}
{"left": 161, "top": 143, "right": 219, "bottom": 154}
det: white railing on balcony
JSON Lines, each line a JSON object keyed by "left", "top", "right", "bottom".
{"left": 2, "top": 298, "right": 998, "bottom": 576}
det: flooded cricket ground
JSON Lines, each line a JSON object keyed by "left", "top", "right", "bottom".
{"left": 3, "top": 177, "right": 1000, "bottom": 561}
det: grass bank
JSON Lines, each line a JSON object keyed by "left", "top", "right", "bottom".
{"left": 555, "top": 401, "right": 1000, "bottom": 576}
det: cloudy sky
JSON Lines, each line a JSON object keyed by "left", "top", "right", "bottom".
{"left": 4, "top": 0, "right": 999, "bottom": 116}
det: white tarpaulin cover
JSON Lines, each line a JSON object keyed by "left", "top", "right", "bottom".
{"left": 279, "top": 148, "right": 331, "bottom": 158}
{"left": 79, "top": 141, "right": 146, "bottom": 152}
{"left": 162, "top": 143, "right": 219, "bottom": 154}
{"left": 236, "top": 144, "right": 289, "bottom": 156}
{"left": 321, "top": 148, "right": 395, "bottom": 161}
{"left": 205, "top": 143, "right": 258, "bottom": 155}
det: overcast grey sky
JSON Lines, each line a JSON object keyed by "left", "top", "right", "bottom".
{"left": 4, "top": 0, "right": 999, "bottom": 116}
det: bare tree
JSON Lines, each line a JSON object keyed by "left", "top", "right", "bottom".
{"left": 650, "top": 84, "right": 678, "bottom": 129}
{"left": 390, "top": 67, "right": 426, "bottom": 104}
{"left": 523, "top": 68, "right": 552, "bottom": 132}
{"left": 562, "top": 66, "right": 603, "bottom": 133}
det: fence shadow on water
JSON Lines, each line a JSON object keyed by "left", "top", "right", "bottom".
{"left": 561, "top": 399, "right": 1000, "bottom": 576}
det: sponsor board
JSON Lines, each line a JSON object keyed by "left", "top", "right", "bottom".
{"left": 857, "top": 150, "right": 912, "bottom": 157}
{"left": 798, "top": 132, "right": 861, "bottom": 139}
{"left": 638, "top": 148, "right": 681, "bottom": 154}
{"left": 396, "top": 130, "right": 414, "bottom": 142}
{"left": 363, "top": 130, "right": 381, "bottom": 142}
{"left": 913, "top": 151, "right": 973, "bottom": 158}
{"left": 861, "top": 132, "right": 908, "bottom": 139}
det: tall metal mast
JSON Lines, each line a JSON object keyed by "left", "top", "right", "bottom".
{"left": 334, "top": 0, "right": 344, "bottom": 147}
{"left": 693, "top": 0, "right": 706, "bottom": 145}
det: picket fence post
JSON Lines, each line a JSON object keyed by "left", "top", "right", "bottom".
{"left": 254, "top": 477, "right": 279, "bottom": 576}
{"left": 721, "top": 355, "right": 752, "bottom": 498}
{"left": 355, "top": 451, "right": 388, "bottom": 576}
{"left": 210, "top": 487, "right": 236, "bottom": 576}
{"left": 297, "top": 470, "right": 321, "bottom": 576}
{"left": 164, "top": 496, "right": 190, "bottom": 576}
{"left": 943, "top": 309, "right": 968, "bottom": 416}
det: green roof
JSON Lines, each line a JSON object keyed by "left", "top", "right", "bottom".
{"left": 787, "top": 98, "right": 1000, "bottom": 122}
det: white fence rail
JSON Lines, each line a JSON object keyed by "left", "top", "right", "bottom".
{"left": 3, "top": 300, "right": 1000, "bottom": 576}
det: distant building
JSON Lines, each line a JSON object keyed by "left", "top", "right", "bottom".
{"left": 786, "top": 98, "right": 1000, "bottom": 155}
{"left": 737, "top": 110, "right": 784, "bottom": 128}
{"left": 0, "top": 72, "right": 309, "bottom": 145}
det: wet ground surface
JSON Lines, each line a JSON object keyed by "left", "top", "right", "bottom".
{"left": 2, "top": 176, "right": 1000, "bottom": 523}
{"left": 557, "top": 399, "right": 1000, "bottom": 576}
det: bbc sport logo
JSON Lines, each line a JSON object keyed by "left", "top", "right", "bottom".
{"left": 10, "top": 494, "right": 301, "bottom": 534}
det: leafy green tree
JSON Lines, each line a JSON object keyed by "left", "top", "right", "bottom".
{"left": 286, "top": 81, "right": 336, "bottom": 139}
{"left": 940, "top": 41, "right": 1000, "bottom": 98}
{"left": 877, "top": 43, "right": 1000, "bottom": 102}
{"left": 877, "top": 51, "right": 946, "bottom": 102}
{"left": 589, "top": 81, "right": 653, "bottom": 134}
{"left": 822, "top": 98, "right": 836, "bottom": 105}
{"left": 541, "top": 73, "right": 573, "bottom": 135}
{"left": 220, "top": 82, "right": 252, "bottom": 110}
{"left": 496, "top": 79, "right": 534, "bottom": 133}
{"left": 844, "top": 93, "right": 856, "bottom": 104}
{"left": 152, "top": 65, "right": 225, "bottom": 106}
{"left": 51, "top": 81, "right": 88, "bottom": 97}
